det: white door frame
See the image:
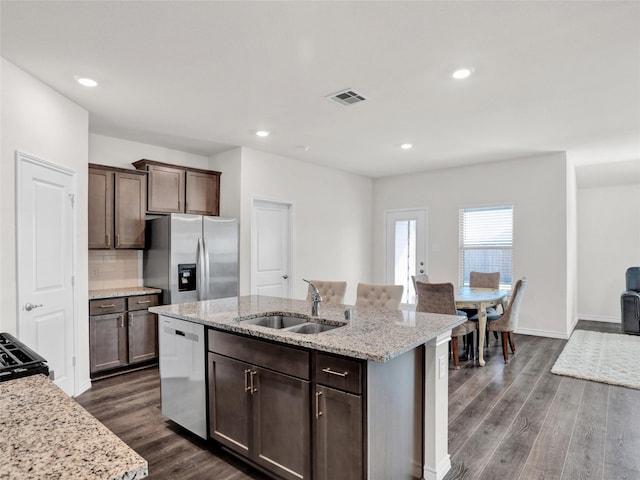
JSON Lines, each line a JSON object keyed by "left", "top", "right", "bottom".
{"left": 15, "top": 150, "right": 77, "bottom": 395}
{"left": 383, "top": 208, "right": 428, "bottom": 304}
{"left": 250, "top": 197, "right": 295, "bottom": 298}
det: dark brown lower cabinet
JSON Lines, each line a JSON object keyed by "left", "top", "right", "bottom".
{"left": 128, "top": 309, "right": 158, "bottom": 364}
{"left": 89, "top": 293, "right": 160, "bottom": 377}
{"left": 90, "top": 312, "right": 128, "bottom": 372}
{"left": 206, "top": 329, "right": 421, "bottom": 480}
{"left": 208, "top": 329, "right": 311, "bottom": 480}
{"left": 208, "top": 352, "right": 310, "bottom": 480}
{"left": 314, "top": 385, "right": 363, "bottom": 480}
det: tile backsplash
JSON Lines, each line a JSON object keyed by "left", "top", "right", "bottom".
{"left": 89, "top": 250, "right": 142, "bottom": 291}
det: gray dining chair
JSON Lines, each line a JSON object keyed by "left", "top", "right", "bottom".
{"left": 487, "top": 277, "right": 528, "bottom": 363}
{"left": 415, "top": 281, "right": 476, "bottom": 369}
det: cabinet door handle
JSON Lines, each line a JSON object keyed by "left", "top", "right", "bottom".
{"left": 322, "top": 367, "right": 349, "bottom": 377}
{"left": 251, "top": 370, "right": 258, "bottom": 395}
{"left": 106, "top": 234, "right": 110, "bottom": 247}
{"left": 119, "top": 315, "right": 124, "bottom": 328}
{"left": 136, "top": 300, "right": 151, "bottom": 304}
{"left": 315, "top": 391, "right": 323, "bottom": 419}
{"left": 244, "top": 369, "right": 251, "bottom": 393}
{"left": 128, "top": 313, "right": 132, "bottom": 327}
{"left": 99, "top": 304, "right": 116, "bottom": 308}
{"left": 116, "top": 234, "right": 120, "bottom": 247}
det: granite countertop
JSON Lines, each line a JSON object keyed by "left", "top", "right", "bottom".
{"left": 89, "top": 286, "right": 162, "bottom": 300}
{"left": 150, "top": 295, "right": 466, "bottom": 363}
{"left": 0, "top": 375, "right": 147, "bottom": 480}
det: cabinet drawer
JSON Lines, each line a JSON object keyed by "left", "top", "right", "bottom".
{"left": 127, "top": 294, "right": 160, "bottom": 311}
{"left": 208, "top": 329, "right": 309, "bottom": 380}
{"left": 315, "top": 353, "right": 363, "bottom": 395}
{"left": 89, "top": 297, "right": 126, "bottom": 315}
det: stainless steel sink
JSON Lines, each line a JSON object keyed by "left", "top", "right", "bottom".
{"left": 284, "top": 322, "right": 343, "bottom": 334}
{"left": 241, "top": 315, "right": 308, "bottom": 329}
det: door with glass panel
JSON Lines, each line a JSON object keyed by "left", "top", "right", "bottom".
{"left": 384, "top": 209, "right": 427, "bottom": 305}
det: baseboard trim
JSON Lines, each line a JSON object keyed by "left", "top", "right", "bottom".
{"left": 75, "top": 379, "right": 92, "bottom": 397}
{"left": 423, "top": 454, "right": 451, "bottom": 480}
{"left": 578, "top": 314, "right": 620, "bottom": 323}
{"left": 515, "top": 327, "right": 570, "bottom": 340}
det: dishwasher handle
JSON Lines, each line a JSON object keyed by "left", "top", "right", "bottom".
{"left": 164, "top": 326, "right": 199, "bottom": 342}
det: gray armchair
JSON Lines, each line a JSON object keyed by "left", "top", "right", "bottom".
{"left": 622, "top": 267, "right": 640, "bottom": 335}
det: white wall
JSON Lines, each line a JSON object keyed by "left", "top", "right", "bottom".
{"left": 89, "top": 133, "right": 210, "bottom": 171}
{"left": 578, "top": 182, "right": 640, "bottom": 321}
{"left": 373, "top": 152, "right": 570, "bottom": 338}
{"left": 209, "top": 147, "right": 241, "bottom": 219}
{"left": 1, "top": 58, "right": 90, "bottom": 390}
{"left": 239, "top": 148, "right": 373, "bottom": 304}
{"left": 566, "top": 158, "right": 579, "bottom": 333}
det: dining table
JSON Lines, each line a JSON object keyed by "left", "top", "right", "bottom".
{"left": 455, "top": 286, "right": 509, "bottom": 366}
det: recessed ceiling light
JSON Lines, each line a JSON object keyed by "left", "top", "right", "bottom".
{"left": 256, "top": 130, "right": 270, "bottom": 137}
{"left": 75, "top": 76, "right": 98, "bottom": 87}
{"left": 401, "top": 143, "right": 413, "bottom": 150}
{"left": 296, "top": 145, "right": 310, "bottom": 152}
{"left": 452, "top": 68, "right": 472, "bottom": 80}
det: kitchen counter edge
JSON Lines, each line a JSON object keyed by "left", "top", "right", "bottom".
{"left": 89, "top": 286, "right": 162, "bottom": 300}
{"left": 150, "top": 295, "right": 466, "bottom": 363}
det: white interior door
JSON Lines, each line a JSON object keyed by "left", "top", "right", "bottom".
{"left": 385, "top": 209, "right": 427, "bottom": 305}
{"left": 251, "top": 199, "right": 293, "bottom": 297}
{"left": 16, "top": 151, "right": 76, "bottom": 395}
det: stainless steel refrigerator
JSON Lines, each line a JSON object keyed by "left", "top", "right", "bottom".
{"left": 143, "top": 213, "right": 238, "bottom": 305}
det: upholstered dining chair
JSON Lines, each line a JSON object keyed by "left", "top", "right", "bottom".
{"left": 487, "top": 277, "right": 528, "bottom": 364}
{"left": 470, "top": 271, "right": 500, "bottom": 289}
{"left": 305, "top": 280, "right": 347, "bottom": 305}
{"left": 411, "top": 274, "right": 430, "bottom": 291}
{"left": 415, "top": 281, "right": 477, "bottom": 369}
{"left": 355, "top": 283, "right": 404, "bottom": 310}
{"left": 467, "top": 272, "right": 502, "bottom": 343}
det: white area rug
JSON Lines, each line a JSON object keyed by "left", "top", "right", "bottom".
{"left": 551, "top": 330, "right": 640, "bottom": 390}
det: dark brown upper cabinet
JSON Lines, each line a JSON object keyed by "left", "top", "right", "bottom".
{"left": 88, "top": 164, "right": 147, "bottom": 249}
{"left": 132, "top": 159, "right": 220, "bottom": 216}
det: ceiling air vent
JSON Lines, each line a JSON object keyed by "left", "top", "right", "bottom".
{"left": 325, "top": 88, "right": 367, "bottom": 106}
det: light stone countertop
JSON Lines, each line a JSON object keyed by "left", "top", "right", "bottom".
{"left": 89, "top": 286, "right": 162, "bottom": 300}
{"left": 150, "top": 295, "right": 467, "bottom": 363}
{"left": 0, "top": 374, "right": 148, "bottom": 480}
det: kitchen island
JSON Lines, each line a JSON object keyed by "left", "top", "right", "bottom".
{"left": 0, "top": 374, "right": 147, "bottom": 479}
{"left": 151, "top": 295, "right": 465, "bottom": 480}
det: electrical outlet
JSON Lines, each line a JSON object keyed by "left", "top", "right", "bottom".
{"left": 439, "top": 355, "right": 447, "bottom": 379}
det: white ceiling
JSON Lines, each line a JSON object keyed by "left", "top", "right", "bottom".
{"left": 2, "top": 1, "right": 639, "bottom": 183}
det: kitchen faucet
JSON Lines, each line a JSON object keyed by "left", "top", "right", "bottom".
{"left": 303, "top": 279, "right": 323, "bottom": 316}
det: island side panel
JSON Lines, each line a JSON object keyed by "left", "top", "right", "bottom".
{"left": 424, "top": 333, "right": 452, "bottom": 480}
{"left": 366, "top": 346, "right": 424, "bottom": 479}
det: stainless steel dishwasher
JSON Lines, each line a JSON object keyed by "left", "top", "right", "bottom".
{"left": 159, "top": 315, "right": 206, "bottom": 439}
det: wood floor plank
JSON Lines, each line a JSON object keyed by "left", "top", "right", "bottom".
{"left": 446, "top": 338, "right": 565, "bottom": 479}
{"left": 448, "top": 334, "right": 538, "bottom": 422}
{"left": 604, "top": 385, "right": 640, "bottom": 477}
{"left": 518, "top": 377, "right": 585, "bottom": 480}
{"left": 477, "top": 369, "right": 562, "bottom": 480}
{"left": 560, "top": 380, "right": 609, "bottom": 480}
{"left": 447, "top": 336, "right": 562, "bottom": 455}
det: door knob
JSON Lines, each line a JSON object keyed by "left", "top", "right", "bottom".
{"left": 282, "top": 274, "right": 289, "bottom": 279}
{"left": 24, "top": 303, "right": 43, "bottom": 312}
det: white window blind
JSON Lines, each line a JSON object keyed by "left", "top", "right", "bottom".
{"left": 459, "top": 205, "right": 513, "bottom": 289}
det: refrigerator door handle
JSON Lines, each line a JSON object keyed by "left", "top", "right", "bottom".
{"left": 203, "top": 238, "right": 211, "bottom": 300}
{"left": 197, "top": 237, "right": 205, "bottom": 301}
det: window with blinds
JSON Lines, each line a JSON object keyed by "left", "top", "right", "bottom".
{"left": 459, "top": 205, "right": 513, "bottom": 289}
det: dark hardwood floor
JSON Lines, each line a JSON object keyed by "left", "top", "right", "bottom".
{"left": 76, "top": 321, "right": 640, "bottom": 480}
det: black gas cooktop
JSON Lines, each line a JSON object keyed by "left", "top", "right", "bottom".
{"left": 0, "top": 332, "right": 49, "bottom": 382}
